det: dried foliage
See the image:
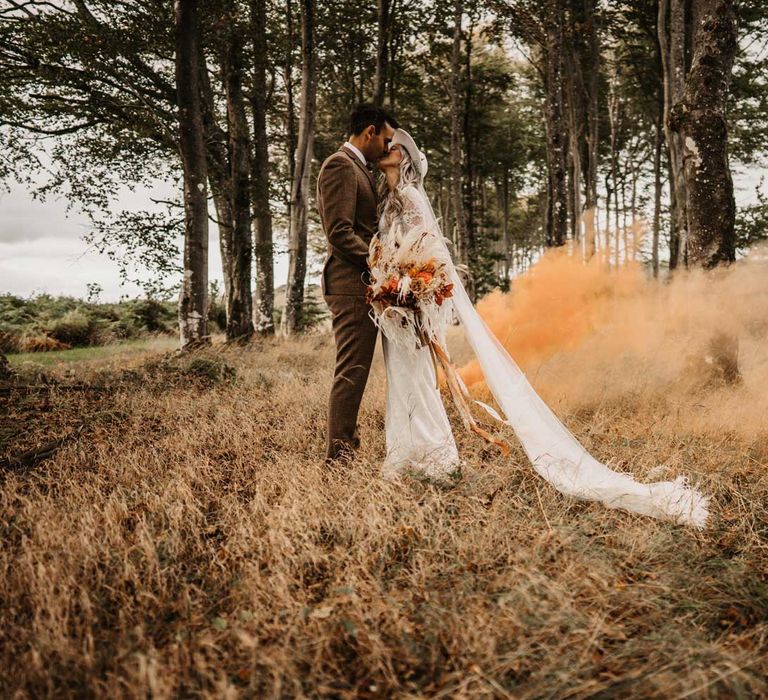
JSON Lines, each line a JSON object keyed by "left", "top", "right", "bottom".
{"left": 1, "top": 330, "right": 766, "bottom": 697}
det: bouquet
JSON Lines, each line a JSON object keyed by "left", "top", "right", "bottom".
{"left": 367, "top": 227, "right": 510, "bottom": 455}
{"left": 366, "top": 227, "right": 455, "bottom": 350}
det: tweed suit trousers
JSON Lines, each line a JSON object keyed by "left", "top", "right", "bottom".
{"left": 324, "top": 294, "right": 378, "bottom": 460}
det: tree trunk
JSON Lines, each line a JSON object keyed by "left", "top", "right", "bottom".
{"left": 373, "top": 0, "right": 390, "bottom": 106}
{"left": 221, "top": 6, "right": 253, "bottom": 340}
{"left": 212, "top": 191, "right": 233, "bottom": 302}
{"left": 584, "top": 0, "right": 600, "bottom": 258}
{"left": 251, "top": 0, "right": 275, "bottom": 335}
{"left": 670, "top": 0, "right": 737, "bottom": 268}
{"left": 282, "top": 0, "right": 316, "bottom": 335}
{"left": 387, "top": 0, "right": 400, "bottom": 107}
{"left": 604, "top": 171, "right": 612, "bottom": 262}
{"left": 501, "top": 170, "right": 510, "bottom": 280}
{"left": 450, "top": 0, "right": 469, "bottom": 272}
{"left": 658, "top": 0, "right": 688, "bottom": 269}
{"left": 197, "top": 32, "right": 237, "bottom": 334}
{"left": 544, "top": 1, "right": 568, "bottom": 248}
{"left": 564, "top": 38, "right": 582, "bottom": 247}
{"left": 652, "top": 109, "right": 663, "bottom": 278}
{"left": 175, "top": 0, "right": 209, "bottom": 347}
{"left": 608, "top": 74, "right": 619, "bottom": 266}
{"left": 462, "top": 10, "right": 477, "bottom": 264}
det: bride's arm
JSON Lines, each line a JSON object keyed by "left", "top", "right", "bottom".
{"left": 400, "top": 186, "right": 456, "bottom": 262}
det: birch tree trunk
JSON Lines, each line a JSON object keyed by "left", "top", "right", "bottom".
{"left": 251, "top": 0, "right": 275, "bottom": 335}
{"left": 282, "top": 0, "right": 316, "bottom": 335}
{"left": 221, "top": 5, "right": 254, "bottom": 340}
{"left": 670, "top": 0, "right": 737, "bottom": 268}
{"left": 373, "top": 0, "right": 390, "bottom": 106}
{"left": 175, "top": 0, "right": 209, "bottom": 347}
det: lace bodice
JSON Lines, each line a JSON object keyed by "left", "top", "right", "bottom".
{"left": 380, "top": 185, "right": 429, "bottom": 244}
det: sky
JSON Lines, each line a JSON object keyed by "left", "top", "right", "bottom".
{"left": 0, "top": 179, "right": 293, "bottom": 301}
{"left": 0, "top": 166, "right": 765, "bottom": 302}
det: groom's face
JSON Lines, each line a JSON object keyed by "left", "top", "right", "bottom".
{"left": 361, "top": 122, "right": 396, "bottom": 163}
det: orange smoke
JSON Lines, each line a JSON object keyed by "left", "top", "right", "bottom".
{"left": 456, "top": 245, "right": 768, "bottom": 438}
{"left": 459, "top": 248, "right": 644, "bottom": 386}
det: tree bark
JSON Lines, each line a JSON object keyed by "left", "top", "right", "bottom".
{"left": 652, "top": 109, "right": 663, "bottom": 277}
{"left": 197, "top": 30, "right": 237, "bottom": 335}
{"left": 175, "top": 0, "right": 209, "bottom": 347}
{"left": 658, "top": 0, "right": 688, "bottom": 269}
{"left": 463, "top": 9, "right": 477, "bottom": 263}
{"left": 250, "top": 0, "right": 275, "bottom": 335}
{"left": 670, "top": 0, "right": 737, "bottom": 268}
{"left": 501, "top": 170, "right": 510, "bottom": 280}
{"left": 543, "top": 1, "right": 568, "bottom": 248}
{"left": 373, "top": 0, "right": 390, "bottom": 106}
{"left": 284, "top": 0, "right": 297, "bottom": 221}
{"left": 564, "top": 30, "right": 582, "bottom": 247}
{"left": 583, "top": 0, "right": 600, "bottom": 258}
{"left": 450, "top": 0, "right": 469, "bottom": 272}
{"left": 221, "top": 4, "right": 254, "bottom": 340}
{"left": 608, "top": 68, "right": 620, "bottom": 266}
{"left": 282, "top": 0, "right": 316, "bottom": 335}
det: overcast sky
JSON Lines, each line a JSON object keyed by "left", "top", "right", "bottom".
{"left": 0, "top": 179, "right": 293, "bottom": 301}
{"left": 0, "top": 165, "right": 765, "bottom": 302}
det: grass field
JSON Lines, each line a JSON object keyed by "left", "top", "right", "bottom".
{"left": 6, "top": 336, "right": 179, "bottom": 368}
{"left": 1, "top": 320, "right": 767, "bottom": 697}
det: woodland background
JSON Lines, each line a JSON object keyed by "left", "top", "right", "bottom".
{"left": 1, "top": 0, "right": 767, "bottom": 351}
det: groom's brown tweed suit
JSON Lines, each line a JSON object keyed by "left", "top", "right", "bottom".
{"left": 317, "top": 145, "right": 379, "bottom": 461}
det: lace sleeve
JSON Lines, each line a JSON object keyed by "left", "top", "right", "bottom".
{"left": 400, "top": 186, "right": 430, "bottom": 234}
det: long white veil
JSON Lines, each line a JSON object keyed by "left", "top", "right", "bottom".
{"left": 414, "top": 181, "right": 709, "bottom": 528}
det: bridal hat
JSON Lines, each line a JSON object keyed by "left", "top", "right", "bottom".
{"left": 391, "top": 128, "right": 428, "bottom": 181}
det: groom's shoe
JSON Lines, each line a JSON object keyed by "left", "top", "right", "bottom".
{"left": 324, "top": 439, "right": 358, "bottom": 469}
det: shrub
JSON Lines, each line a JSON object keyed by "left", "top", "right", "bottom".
{"left": 45, "top": 310, "right": 101, "bottom": 346}
{"left": 183, "top": 356, "right": 237, "bottom": 385}
{"left": 18, "top": 334, "right": 70, "bottom": 353}
{"left": 129, "top": 299, "right": 175, "bottom": 333}
{"left": 0, "top": 328, "right": 20, "bottom": 354}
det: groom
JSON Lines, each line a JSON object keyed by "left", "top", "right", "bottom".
{"left": 317, "top": 103, "right": 399, "bottom": 464}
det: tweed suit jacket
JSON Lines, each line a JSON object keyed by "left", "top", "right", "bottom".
{"left": 316, "top": 145, "right": 378, "bottom": 296}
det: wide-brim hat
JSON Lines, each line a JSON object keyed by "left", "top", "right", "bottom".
{"left": 391, "top": 128, "right": 428, "bottom": 181}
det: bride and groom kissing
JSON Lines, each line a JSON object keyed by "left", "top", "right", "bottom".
{"left": 316, "top": 103, "right": 709, "bottom": 528}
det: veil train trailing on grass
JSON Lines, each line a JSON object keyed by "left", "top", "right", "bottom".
{"left": 370, "top": 134, "right": 709, "bottom": 528}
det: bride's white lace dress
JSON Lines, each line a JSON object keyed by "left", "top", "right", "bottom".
{"left": 372, "top": 184, "right": 710, "bottom": 527}
{"left": 377, "top": 186, "right": 462, "bottom": 485}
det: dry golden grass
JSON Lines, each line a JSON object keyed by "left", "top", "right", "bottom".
{"left": 1, "top": 323, "right": 767, "bottom": 698}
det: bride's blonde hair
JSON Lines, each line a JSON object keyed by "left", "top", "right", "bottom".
{"left": 377, "top": 148, "right": 421, "bottom": 231}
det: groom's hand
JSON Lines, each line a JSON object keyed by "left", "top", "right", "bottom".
{"left": 319, "top": 157, "right": 370, "bottom": 271}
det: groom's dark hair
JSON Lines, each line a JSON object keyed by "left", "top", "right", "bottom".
{"left": 348, "top": 103, "right": 399, "bottom": 136}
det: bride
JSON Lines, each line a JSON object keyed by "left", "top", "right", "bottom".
{"left": 370, "top": 128, "right": 710, "bottom": 528}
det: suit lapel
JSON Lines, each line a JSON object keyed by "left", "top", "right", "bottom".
{"left": 340, "top": 145, "right": 376, "bottom": 196}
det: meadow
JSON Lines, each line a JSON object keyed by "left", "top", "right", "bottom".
{"left": 1, "top": 258, "right": 767, "bottom": 698}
